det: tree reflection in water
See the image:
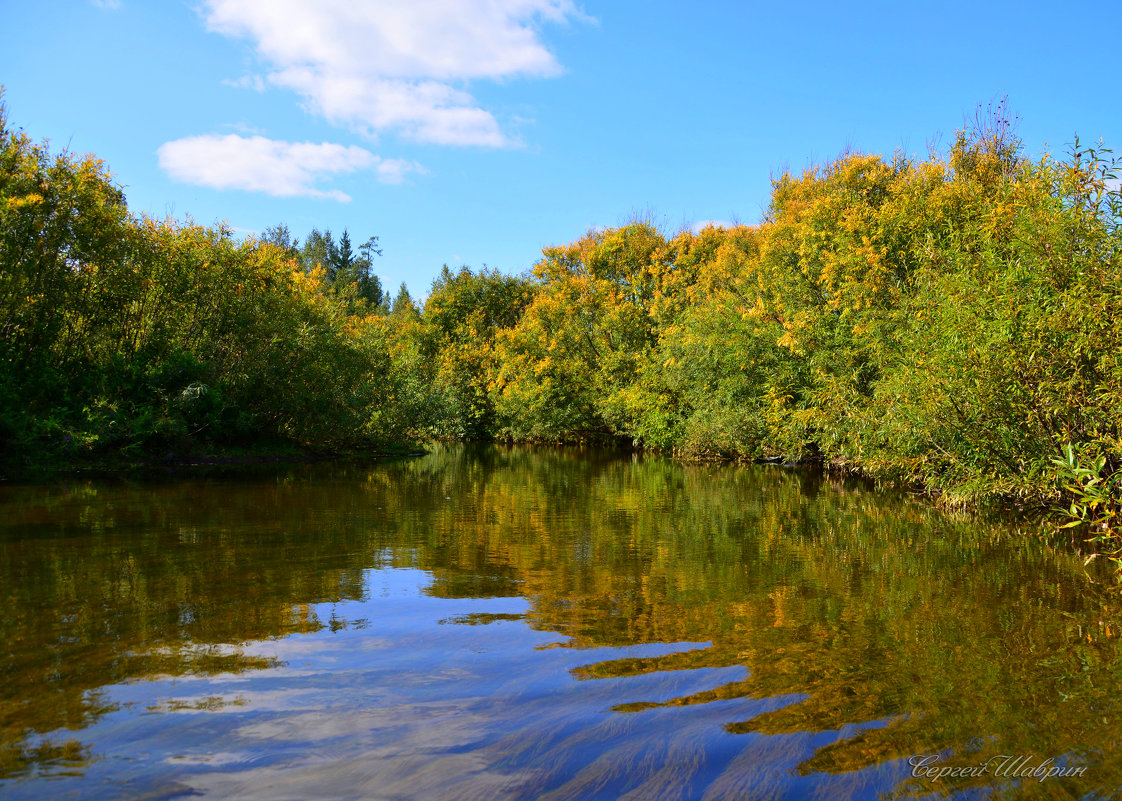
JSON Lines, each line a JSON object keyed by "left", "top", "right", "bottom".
{"left": 0, "top": 445, "right": 1118, "bottom": 799}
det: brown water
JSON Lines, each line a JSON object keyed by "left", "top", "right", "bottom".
{"left": 1, "top": 445, "right": 1119, "bottom": 800}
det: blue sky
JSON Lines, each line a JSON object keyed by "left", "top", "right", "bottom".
{"left": 3, "top": 0, "right": 1120, "bottom": 296}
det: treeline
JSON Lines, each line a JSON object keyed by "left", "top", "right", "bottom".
{"left": 0, "top": 94, "right": 423, "bottom": 461}
{"left": 3, "top": 93, "right": 1121, "bottom": 530}
{"left": 406, "top": 112, "right": 1122, "bottom": 529}
{"left": 257, "top": 224, "right": 418, "bottom": 314}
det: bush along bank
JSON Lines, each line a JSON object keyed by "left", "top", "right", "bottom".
{"left": 0, "top": 95, "right": 423, "bottom": 471}
{"left": 3, "top": 92, "right": 1121, "bottom": 563}
{"left": 413, "top": 124, "right": 1122, "bottom": 559}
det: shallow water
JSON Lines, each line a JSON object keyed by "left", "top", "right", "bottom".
{"left": 1, "top": 445, "right": 1119, "bottom": 800}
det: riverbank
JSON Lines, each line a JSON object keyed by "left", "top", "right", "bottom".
{"left": 3, "top": 93, "right": 1119, "bottom": 549}
{"left": 0, "top": 439, "right": 427, "bottom": 482}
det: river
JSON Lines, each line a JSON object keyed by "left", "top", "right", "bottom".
{"left": 1, "top": 445, "right": 1118, "bottom": 799}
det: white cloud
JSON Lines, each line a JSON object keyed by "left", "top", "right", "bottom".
{"left": 690, "top": 220, "right": 733, "bottom": 233}
{"left": 222, "top": 121, "right": 267, "bottom": 135}
{"left": 375, "top": 157, "right": 427, "bottom": 185}
{"left": 91, "top": 0, "right": 122, "bottom": 9}
{"left": 269, "top": 69, "right": 507, "bottom": 147}
{"left": 1106, "top": 177, "right": 1122, "bottom": 193}
{"left": 199, "top": 0, "right": 584, "bottom": 146}
{"left": 223, "top": 74, "right": 267, "bottom": 92}
{"left": 157, "top": 134, "right": 420, "bottom": 201}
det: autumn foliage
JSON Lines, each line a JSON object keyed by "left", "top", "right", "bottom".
{"left": 0, "top": 96, "right": 404, "bottom": 461}
{"left": 4, "top": 91, "right": 1122, "bottom": 522}
{"left": 422, "top": 116, "right": 1122, "bottom": 515}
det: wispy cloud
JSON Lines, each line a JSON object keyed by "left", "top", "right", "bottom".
{"left": 375, "top": 157, "right": 427, "bottom": 185}
{"left": 222, "top": 74, "right": 267, "bottom": 92}
{"left": 91, "top": 0, "right": 122, "bottom": 9}
{"left": 200, "top": 0, "right": 585, "bottom": 147}
{"left": 221, "top": 121, "right": 267, "bottom": 136}
{"left": 690, "top": 220, "right": 733, "bottom": 233}
{"left": 157, "top": 134, "right": 421, "bottom": 201}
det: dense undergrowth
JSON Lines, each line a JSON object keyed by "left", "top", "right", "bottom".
{"left": 0, "top": 95, "right": 414, "bottom": 466}
{"left": 3, "top": 93, "right": 1121, "bottom": 549}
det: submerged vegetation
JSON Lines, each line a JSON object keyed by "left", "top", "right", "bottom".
{"left": 2, "top": 94, "right": 1121, "bottom": 542}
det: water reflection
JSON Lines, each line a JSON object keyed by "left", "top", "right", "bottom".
{"left": 0, "top": 445, "right": 1119, "bottom": 799}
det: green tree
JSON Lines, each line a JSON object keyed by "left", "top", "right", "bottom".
{"left": 260, "top": 224, "right": 299, "bottom": 259}
{"left": 356, "top": 235, "right": 384, "bottom": 308}
{"left": 332, "top": 229, "right": 385, "bottom": 311}
{"left": 490, "top": 222, "right": 686, "bottom": 442}
{"left": 298, "top": 228, "right": 337, "bottom": 281}
{"left": 390, "top": 282, "right": 416, "bottom": 317}
{"left": 423, "top": 265, "right": 534, "bottom": 438}
{"left": 0, "top": 92, "right": 421, "bottom": 462}
{"left": 334, "top": 229, "right": 355, "bottom": 277}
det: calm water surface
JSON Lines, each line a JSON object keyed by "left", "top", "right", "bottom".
{"left": 1, "top": 445, "right": 1120, "bottom": 800}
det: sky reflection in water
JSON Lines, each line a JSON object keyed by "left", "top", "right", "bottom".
{"left": 0, "top": 445, "right": 1118, "bottom": 800}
